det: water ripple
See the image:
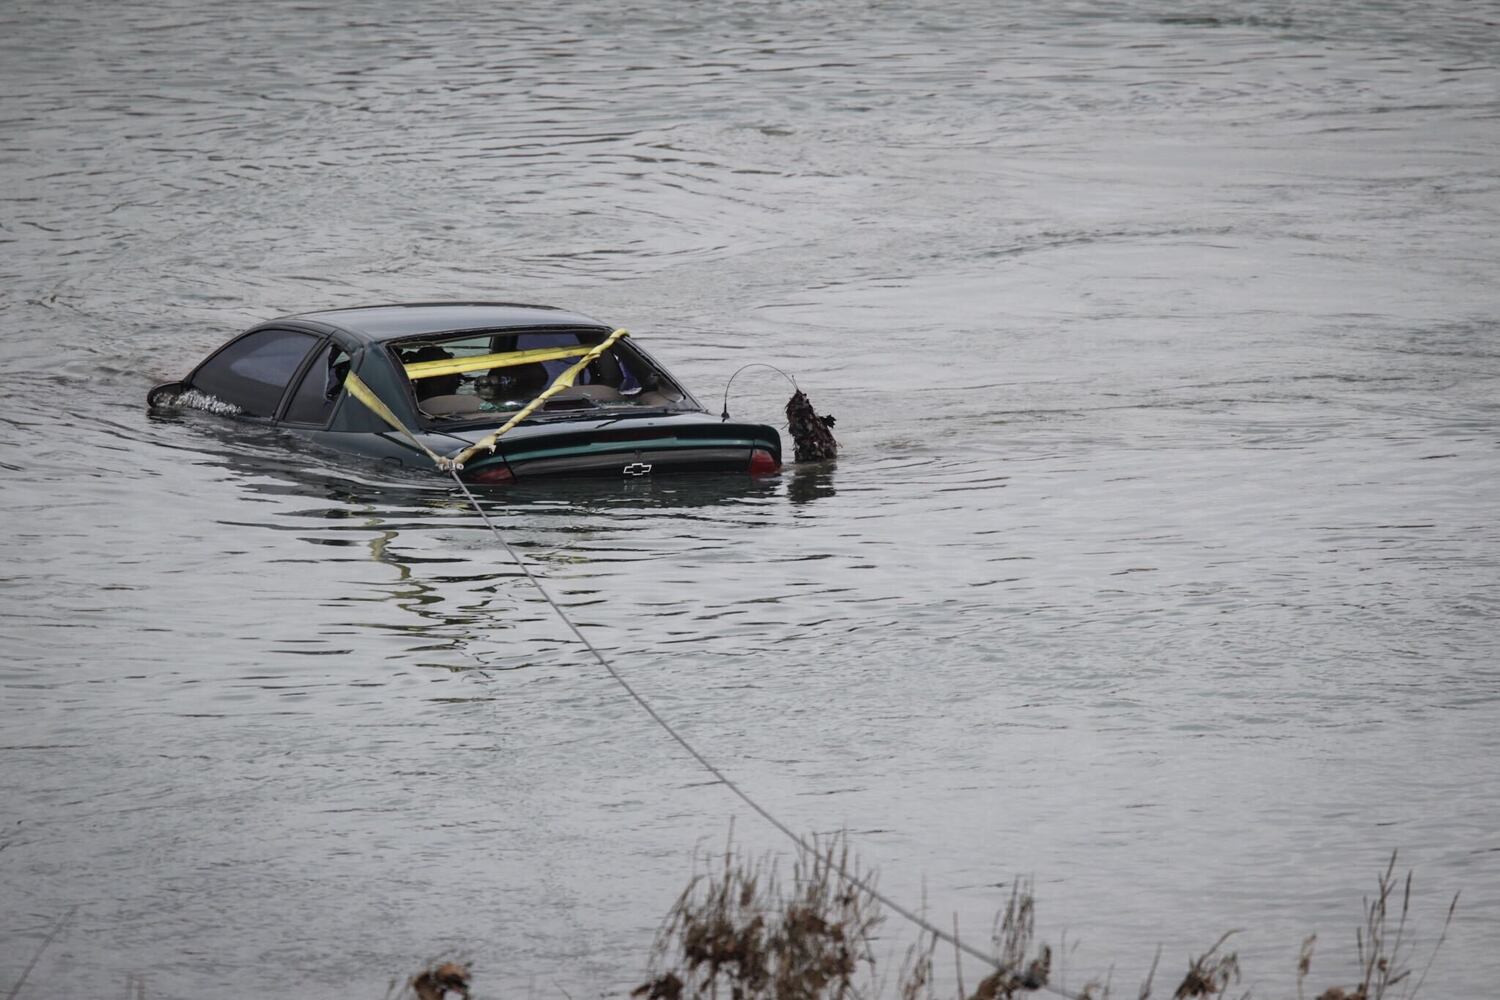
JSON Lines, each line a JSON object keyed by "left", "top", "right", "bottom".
{"left": 3, "top": 0, "right": 1499, "bottom": 996}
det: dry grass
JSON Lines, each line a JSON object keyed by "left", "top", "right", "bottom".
{"left": 624, "top": 841, "right": 1458, "bottom": 1000}
{"left": 1297, "top": 852, "right": 1459, "bottom": 1000}
{"left": 387, "top": 961, "right": 471, "bottom": 1000}
{"left": 897, "top": 879, "right": 1054, "bottom": 1000}
{"left": 633, "top": 834, "right": 879, "bottom": 1000}
{"left": 378, "top": 845, "right": 1457, "bottom": 1000}
{"left": 1168, "top": 931, "right": 1241, "bottom": 999}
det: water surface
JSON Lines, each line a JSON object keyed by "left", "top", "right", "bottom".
{"left": 3, "top": 1, "right": 1498, "bottom": 997}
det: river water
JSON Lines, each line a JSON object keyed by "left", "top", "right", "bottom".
{"left": 3, "top": 1, "right": 1497, "bottom": 997}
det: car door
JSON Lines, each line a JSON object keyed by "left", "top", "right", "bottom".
{"left": 186, "top": 327, "right": 323, "bottom": 421}
{"left": 278, "top": 339, "right": 352, "bottom": 429}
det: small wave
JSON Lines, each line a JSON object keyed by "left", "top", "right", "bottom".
{"left": 169, "top": 388, "right": 242, "bottom": 417}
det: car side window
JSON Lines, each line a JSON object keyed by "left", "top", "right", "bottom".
{"left": 189, "top": 329, "right": 320, "bottom": 418}
{"left": 283, "top": 343, "right": 351, "bottom": 426}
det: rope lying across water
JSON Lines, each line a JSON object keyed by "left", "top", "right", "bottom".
{"left": 446, "top": 469, "right": 1087, "bottom": 1000}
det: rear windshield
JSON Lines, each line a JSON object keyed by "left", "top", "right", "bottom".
{"left": 389, "top": 328, "right": 697, "bottom": 423}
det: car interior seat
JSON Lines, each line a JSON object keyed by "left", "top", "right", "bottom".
{"left": 404, "top": 345, "right": 482, "bottom": 416}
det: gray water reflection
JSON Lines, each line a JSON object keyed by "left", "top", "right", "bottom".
{"left": 4, "top": 0, "right": 1500, "bottom": 997}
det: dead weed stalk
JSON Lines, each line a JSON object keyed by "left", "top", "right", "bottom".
{"left": 634, "top": 833, "right": 881, "bottom": 1000}
{"left": 1301, "top": 851, "right": 1459, "bottom": 1000}
{"left": 965, "top": 880, "right": 1053, "bottom": 1000}
{"left": 386, "top": 961, "right": 471, "bottom": 1000}
{"left": 383, "top": 845, "right": 1458, "bottom": 1000}
{"left": 1169, "top": 931, "right": 1241, "bottom": 999}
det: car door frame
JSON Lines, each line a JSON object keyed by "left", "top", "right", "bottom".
{"left": 183, "top": 322, "right": 331, "bottom": 425}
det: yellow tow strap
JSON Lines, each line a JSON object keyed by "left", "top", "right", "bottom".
{"left": 403, "top": 343, "right": 601, "bottom": 381}
{"left": 344, "top": 370, "right": 454, "bottom": 470}
{"left": 448, "top": 328, "right": 629, "bottom": 469}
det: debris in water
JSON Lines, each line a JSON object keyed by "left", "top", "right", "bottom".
{"left": 786, "top": 389, "right": 837, "bottom": 463}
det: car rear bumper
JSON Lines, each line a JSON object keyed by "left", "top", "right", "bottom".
{"left": 446, "top": 416, "right": 782, "bottom": 483}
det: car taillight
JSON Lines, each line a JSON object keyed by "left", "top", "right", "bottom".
{"left": 467, "top": 464, "right": 514, "bottom": 484}
{"left": 748, "top": 448, "right": 781, "bottom": 475}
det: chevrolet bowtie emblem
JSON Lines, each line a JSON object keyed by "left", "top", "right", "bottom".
{"left": 622, "top": 462, "right": 653, "bottom": 477}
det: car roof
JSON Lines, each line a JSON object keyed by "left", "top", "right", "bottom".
{"left": 272, "top": 302, "right": 611, "bottom": 343}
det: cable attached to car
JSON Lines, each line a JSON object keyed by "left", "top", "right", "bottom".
{"left": 343, "top": 370, "right": 458, "bottom": 470}
{"left": 441, "top": 465, "right": 1076, "bottom": 998}
{"left": 341, "top": 352, "right": 1073, "bottom": 997}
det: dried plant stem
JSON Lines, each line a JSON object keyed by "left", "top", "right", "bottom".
{"left": 397, "top": 839, "right": 1464, "bottom": 1000}
{"left": 954, "top": 915, "right": 967, "bottom": 1000}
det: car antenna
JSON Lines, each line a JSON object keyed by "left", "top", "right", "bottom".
{"left": 720, "top": 362, "right": 837, "bottom": 463}
{"left": 720, "top": 362, "right": 798, "bottom": 421}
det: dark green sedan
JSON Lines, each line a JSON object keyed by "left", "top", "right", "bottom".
{"left": 149, "top": 302, "right": 783, "bottom": 484}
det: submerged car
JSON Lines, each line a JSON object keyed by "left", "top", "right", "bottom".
{"left": 148, "top": 302, "right": 782, "bottom": 484}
